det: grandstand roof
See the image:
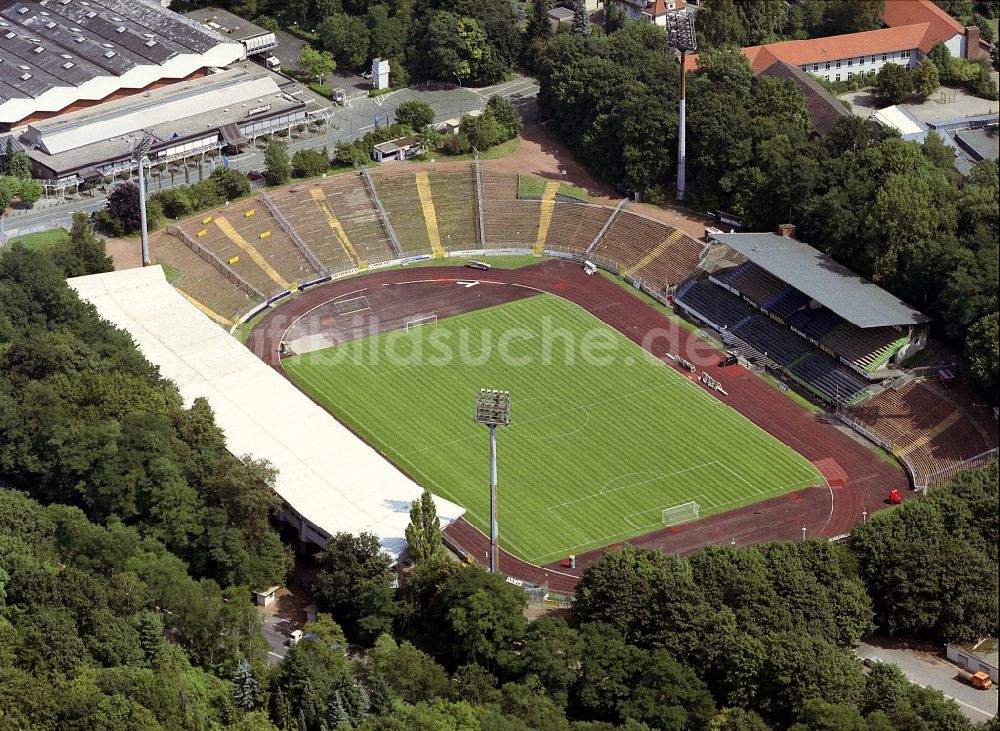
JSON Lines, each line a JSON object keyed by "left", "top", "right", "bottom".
{"left": 711, "top": 233, "right": 930, "bottom": 328}
{"left": 69, "top": 266, "right": 465, "bottom": 560}
{"left": 0, "top": 0, "right": 243, "bottom": 128}
{"left": 756, "top": 60, "right": 849, "bottom": 136}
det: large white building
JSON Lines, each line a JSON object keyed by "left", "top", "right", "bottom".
{"left": 683, "top": 0, "right": 988, "bottom": 84}
{"left": 0, "top": 0, "right": 244, "bottom": 130}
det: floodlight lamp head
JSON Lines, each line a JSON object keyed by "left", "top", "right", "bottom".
{"left": 131, "top": 130, "right": 154, "bottom": 160}
{"left": 666, "top": 11, "right": 697, "bottom": 53}
{"left": 474, "top": 388, "right": 511, "bottom": 426}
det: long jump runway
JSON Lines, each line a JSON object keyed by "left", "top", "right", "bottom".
{"left": 247, "top": 260, "right": 908, "bottom": 592}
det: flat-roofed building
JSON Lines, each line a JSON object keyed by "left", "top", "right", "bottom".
{"left": 184, "top": 7, "right": 277, "bottom": 58}
{"left": 0, "top": 0, "right": 244, "bottom": 130}
{"left": 21, "top": 67, "right": 307, "bottom": 181}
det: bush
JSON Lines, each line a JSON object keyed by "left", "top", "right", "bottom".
{"left": 210, "top": 166, "right": 251, "bottom": 200}
{"left": 291, "top": 148, "right": 330, "bottom": 178}
{"left": 93, "top": 209, "right": 124, "bottom": 238}
{"left": 485, "top": 95, "right": 522, "bottom": 139}
{"left": 395, "top": 100, "right": 435, "bottom": 130}
{"left": 154, "top": 187, "right": 193, "bottom": 219}
{"left": 308, "top": 82, "right": 334, "bottom": 99}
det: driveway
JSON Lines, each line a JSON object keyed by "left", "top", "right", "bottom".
{"left": 838, "top": 85, "right": 999, "bottom": 124}
{"left": 856, "top": 640, "right": 998, "bottom": 723}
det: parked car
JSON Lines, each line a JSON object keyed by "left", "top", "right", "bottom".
{"left": 717, "top": 355, "right": 738, "bottom": 368}
{"left": 615, "top": 182, "right": 636, "bottom": 198}
{"left": 862, "top": 655, "right": 883, "bottom": 668}
{"left": 360, "top": 71, "right": 373, "bottom": 80}
{"left": 246, "top": 170, "right": 265, "bottom": 181}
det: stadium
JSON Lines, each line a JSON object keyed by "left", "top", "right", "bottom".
{"left": 71, "top": 160, "right": 999, "bottom": 594}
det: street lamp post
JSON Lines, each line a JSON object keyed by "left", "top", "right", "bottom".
{"left": 666, "top": 11, "right": 696, "bottom": 204}
{"left": 474, "top": 389, "right": 511, "bottom": 574}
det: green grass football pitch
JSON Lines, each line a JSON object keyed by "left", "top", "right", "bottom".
{"left": 283, "top": 295, "right": 822, "bottom": 564}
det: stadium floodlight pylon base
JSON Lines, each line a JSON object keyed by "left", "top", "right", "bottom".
{"left": 662, "top": 501, "right": 700, "bottom": 527}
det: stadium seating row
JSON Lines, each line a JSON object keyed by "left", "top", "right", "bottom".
{"left": 847, "top": 381, "right": 990, "bottom": 485}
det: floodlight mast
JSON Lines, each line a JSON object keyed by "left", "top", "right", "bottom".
{"left": 666, "top": 11, "right": 696, "bottom": 203}
{"left": 474, "top": 389, "right": 511, "bottom": 574}
{"left": 132, "top": 131, "right": 154, "bottom": 267}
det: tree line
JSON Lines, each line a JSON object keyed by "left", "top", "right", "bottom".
{"left": 254, "top": 462, "right": 998, "bottom": 730}
{"left": 534, "top": 27, "right": 999, "bottom": 400}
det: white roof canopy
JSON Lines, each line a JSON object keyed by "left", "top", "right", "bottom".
{"left": 69, "top": 267, "right": 465, "bottom": 559}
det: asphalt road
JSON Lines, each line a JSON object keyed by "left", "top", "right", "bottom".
{"left": 0, "top": 76, "right": 539, "bottom": 240}
{"left": 856, "top": 641, "right": 998, "bottom": 723}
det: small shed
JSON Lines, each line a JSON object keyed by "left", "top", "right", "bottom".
{"left": 547, "top": 7, "right": 574, "bottom": 25}
{"left": 372, "top": 135, "right": 421, "bottom": 162}
{"left": 253, "top": 585, "right": 281, "bottom": 607}
{"left": 436, "top": 118, "right": 461, "bottom": 135}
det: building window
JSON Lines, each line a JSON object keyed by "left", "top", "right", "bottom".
{"left": 901, "top": 49, "right": 910, "bottom": 58}
{"left": 813, "top": 63, "right": 819, "bottom": 72}
{"left": 835, "top": 73, "right": 841, "bottom": 81}
{"left": 825, "top": 62, "right": 830, "bottom": 70}
{"left": 802, "top": 66, "right": 808, "bottom": 72}
{"left": 882, "top": 53, "right": 888, "bottom": 61}
{"left": 847, "top": 58, "right": 853, "bottom": 67}
{"left": 835, "top": 60, "right": 841, "bottom": 69}
{"left": 848, "top": 72, "right": 854, "bottom": 79}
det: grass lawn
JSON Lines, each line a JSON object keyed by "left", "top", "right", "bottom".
{"left": 438, "top": 137, "right": 521, "bottom": 162}
{"left": 5, "top": 228, "right": 69, "bottom": 252}
{"left": 284, "top": 295, "right": 821, "bottom": 564}
{"left": 517, "top": 173, "right": 590, "bottom": 202}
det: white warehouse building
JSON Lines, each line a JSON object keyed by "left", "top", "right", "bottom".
{"left": 0, "top": 0, "right": 244, "bottom": 131}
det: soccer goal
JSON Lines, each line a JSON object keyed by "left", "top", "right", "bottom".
{"left": 661, "top": 501, "right": 700, "bottom": 527}
{"left": 406, "top": 314, "right": 438, "bottom": 332}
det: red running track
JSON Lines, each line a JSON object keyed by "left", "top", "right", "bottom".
{"left": 247, "top": 260, "right": 908, "bottom": 592}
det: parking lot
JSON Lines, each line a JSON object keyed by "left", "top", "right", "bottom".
{"left": 856, "top": 640, "right": 998, "bottom": 723}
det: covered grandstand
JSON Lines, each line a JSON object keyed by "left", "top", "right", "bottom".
{"left": 68, "top": 265, "right": 465, "bottom": 559}
{"left": 678, "top": 231, "right": 930, "bottom": 394}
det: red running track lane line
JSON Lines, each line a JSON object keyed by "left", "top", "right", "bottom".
{"left": 246, "top": 260, "right": 908, "bottom": 590}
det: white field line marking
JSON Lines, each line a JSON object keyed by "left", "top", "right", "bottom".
{"left": 716, "top": 461, "right": 764, "bottom": 495}
{"left": 594, "top": 464, "right": 717, "bottom": 496}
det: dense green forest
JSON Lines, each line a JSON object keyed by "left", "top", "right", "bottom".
{"left": 1, "top": 221, "right": 998, "bottom": 728}
{"left": 534, "top": 24, "right": 999, "bottom": 400}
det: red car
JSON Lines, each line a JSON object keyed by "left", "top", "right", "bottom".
{"left": 246, "top": 170, "right": 265, "bottom": 181}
